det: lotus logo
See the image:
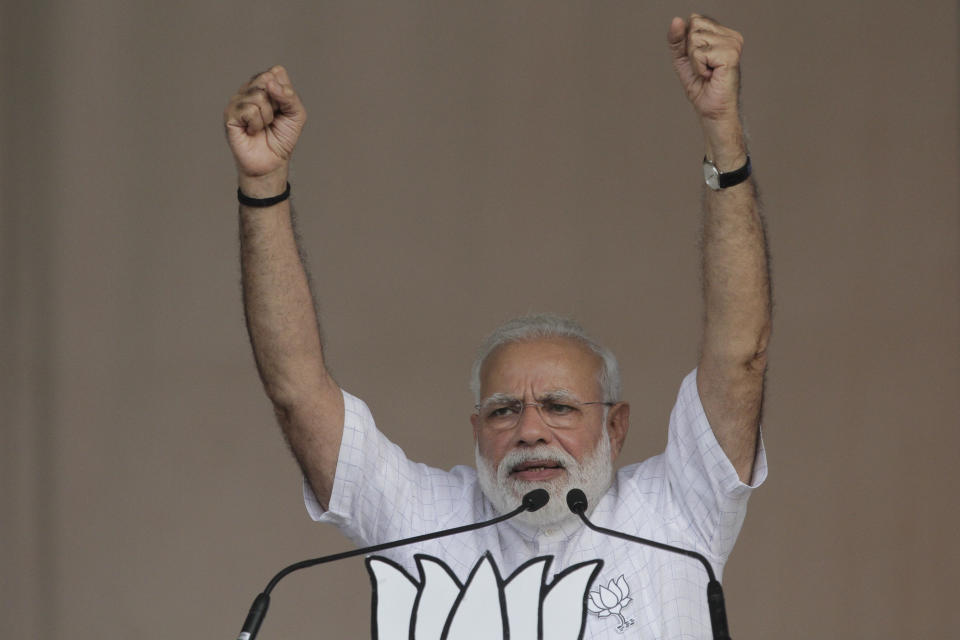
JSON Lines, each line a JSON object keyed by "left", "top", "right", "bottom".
{"left": 366, "top": 553, "right": 602, "bottom": 640}
{"left": 585, "top": 575, "right": 636, "bottom": 633}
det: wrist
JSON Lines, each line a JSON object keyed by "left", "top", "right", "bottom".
{"left": 700, "top": 117, "right": 747, "bottom": 172}
{"left": 238, "top": 169, "right": 289, "bottom": 199}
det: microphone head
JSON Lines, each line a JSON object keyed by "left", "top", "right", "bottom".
{"left": 566, "top": 489, "right": 588, "bottom": 514}
{"left": 521, "top": 489, "right": 550, "bottom": 512}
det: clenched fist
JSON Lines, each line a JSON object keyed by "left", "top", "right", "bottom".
{"left": 668, "top": 15, "right": 743, "bottom": 124}
{"left": 668, "top": 15, "right": 747, "bottom": 169}
{"left": 224, "top": 65, "right": 307, "bottom": 195}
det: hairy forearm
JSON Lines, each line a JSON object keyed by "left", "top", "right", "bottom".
{"left": 239, "top": 194, "right": 331, "bottom": 408}
{"left": 696, "top": 120, "right": 771, "bottom": 482}
{"left": 701, "top": 180, "right": 771, "bottom": 366}
{"left": 700, "top": 122, "right": 771, "bottom": 368}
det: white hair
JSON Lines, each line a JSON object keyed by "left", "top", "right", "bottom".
{"left": 469, "top": 313, "right": 621, "bottom": 403}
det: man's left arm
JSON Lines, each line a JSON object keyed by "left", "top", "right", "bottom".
{"left": 669, "top": 15, "right": 772, "bottom": 484}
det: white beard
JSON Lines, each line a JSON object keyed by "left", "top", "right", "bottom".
{"left": 475, "top": 427, "right": 613, "bottom": 527}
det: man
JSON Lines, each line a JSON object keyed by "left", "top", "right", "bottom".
{"left": 224, "top": 14, "right": 770, "bottom": 638}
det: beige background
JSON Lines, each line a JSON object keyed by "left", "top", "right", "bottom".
{"left": 3, "top": 1, "right": 958, "bottom": 638}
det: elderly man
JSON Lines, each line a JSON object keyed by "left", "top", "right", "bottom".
{"left": 225, "top": 14, "right": 770, "bottom": 638}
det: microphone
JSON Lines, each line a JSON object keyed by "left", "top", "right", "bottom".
{"left": 566, "top": 489, "right": 732, "bottom": 640}
{"left": 235, "top": 488, "right": 549, "bottom": 640}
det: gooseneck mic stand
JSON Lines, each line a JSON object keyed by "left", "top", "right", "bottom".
{"left": 235, "top": 488, "right": 550, "bottom": 640}
{"left": 566, "top": 489, "right": 731, "bottom": 640}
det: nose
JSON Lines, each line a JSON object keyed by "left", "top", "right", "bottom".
{"left": 514, "top": 402, "right": 553, "bottom": 446}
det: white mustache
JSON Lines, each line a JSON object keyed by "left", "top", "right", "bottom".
{"left": 476, "top": 427, "right": 612, "bottom": 527}
{"left": 497, "top": 446, "right": 577, "bottom": 478}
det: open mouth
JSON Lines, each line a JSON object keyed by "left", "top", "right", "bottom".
{"left": 509, "top": 460, "right": 565, "bottom": 479}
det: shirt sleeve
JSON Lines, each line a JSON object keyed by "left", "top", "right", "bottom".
{"left": 302, "top": 389, "right": 476, "bottom": 547}
{"left": 662, "top": 368, "right": 768, "bottom": 561}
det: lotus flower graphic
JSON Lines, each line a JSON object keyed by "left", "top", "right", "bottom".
{"left": 366, "top": 553, "right": 602, "bottom": 640}
{"left": 585, "top": 575, "right": 635, "bottom": 633}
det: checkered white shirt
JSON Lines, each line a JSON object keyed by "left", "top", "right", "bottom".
{"left": 305, "top": 369, "right": 767, "bottom": 639}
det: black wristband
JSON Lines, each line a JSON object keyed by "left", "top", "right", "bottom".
{"left": 717, "top": 156, "right": 751, "bottom": 189}
{"left": 237, "top": 182, "right": 291, "bottom": 208}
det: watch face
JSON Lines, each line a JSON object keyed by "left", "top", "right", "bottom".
{"left": 703, "top": 162, "right": 720, "bottom": 190}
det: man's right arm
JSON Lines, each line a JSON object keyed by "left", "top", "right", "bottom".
{"left": 224, "top": 66, "right": 344, "bottom": 510}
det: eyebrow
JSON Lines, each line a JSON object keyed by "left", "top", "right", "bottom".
{"left": 480, "top": 392, "right": 519, "bottom": 405}
{"left": 478, "top": 389, "right": 581, "bottom": 406}
{"left": 539, "top": 389, "right": 580, "bottom": 402}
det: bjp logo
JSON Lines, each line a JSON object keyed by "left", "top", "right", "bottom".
{"left": 586, "top": 575, "right": 636, "bottom": 633}
{"left": 366, "top": 553, "right": 603, "bottom": 640}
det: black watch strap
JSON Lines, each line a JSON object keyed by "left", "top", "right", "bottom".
{"left": 718, "top": 156, "right": 751, "bottom": 188}
{"left": 703, "top": 156, "right": 751, "bottom": 190}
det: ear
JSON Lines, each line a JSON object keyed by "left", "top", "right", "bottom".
{"left": 470, "top": 412, "right": 480, "bottom": 444}
{"left": 606, "top": 402, "right": 630, "bottom": 460}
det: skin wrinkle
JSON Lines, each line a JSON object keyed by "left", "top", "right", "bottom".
{"left": 479, "top": 388, "right": 580, "bottom": 407}
{"left": 469, "top": 315, "right": 622, "bottom": 405}
{"left": 475, "top": 389, "right": 594, "bottom": 428}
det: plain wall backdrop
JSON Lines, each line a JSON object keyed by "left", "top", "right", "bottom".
{"left": 3, "top": 1, "right": 958, "bottom": 638}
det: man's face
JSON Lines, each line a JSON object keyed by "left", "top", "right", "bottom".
{"left": 471, "top": 338, "right": 627, "bottom": 524}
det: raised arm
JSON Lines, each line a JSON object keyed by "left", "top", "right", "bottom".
{"left": 224, "top": 66, "right": 344, "bottom": 509}
{"left": 668, "top": 16, "right": 771, "bottom": 483}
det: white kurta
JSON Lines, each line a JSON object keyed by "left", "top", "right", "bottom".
{"left": 305, "top": 370, "right": 767, "bottom": 639}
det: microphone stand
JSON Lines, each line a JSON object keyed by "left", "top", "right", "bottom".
{"left": 236, "top": 489, "right": 549, "bottom": 640}
{"left": 567, "top": 490, "right": 731, "bottom": 640}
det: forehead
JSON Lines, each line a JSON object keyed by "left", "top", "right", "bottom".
{"left": 479, "top": 337, "right": 603, "bottom": 399}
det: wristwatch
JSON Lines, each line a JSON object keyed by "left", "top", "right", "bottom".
{"left": 703, "top": 156, "right": 751, "bottom": 190}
